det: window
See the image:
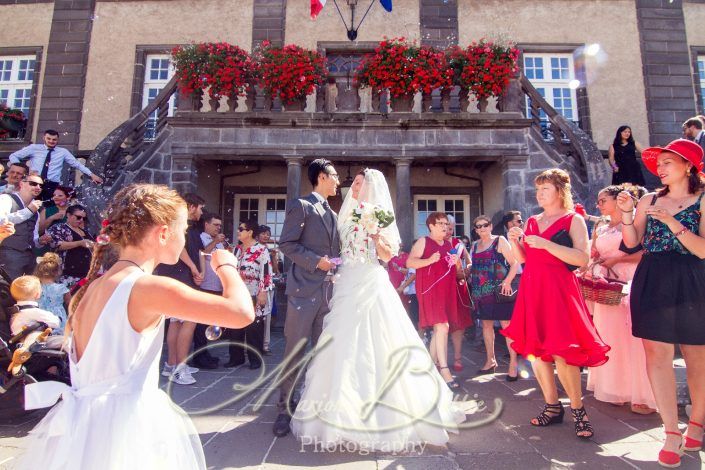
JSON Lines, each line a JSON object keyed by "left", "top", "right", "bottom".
{"left": 523, "top": 53, "right": 579, "bottom": 137}
{"left": 414, "top": 195, "right": 474, "bottom": 239}
{"left": 234, "top": 195, "right": 287, "bottom": 240}
{"left": 0, "top": 55, "right": 36, "bottom": 117}
{"left": 142, "top": 54, "right": 176, "bottom": 140}
{"left": 698, "top": 56, "right": 705, "bottom": 112}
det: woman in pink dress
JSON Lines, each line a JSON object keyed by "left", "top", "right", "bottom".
{"left": 408, "top": 212, "right": 460, "bottom": 390}
{"left": 586, "top": 185, "right": 656, "bottom": 414}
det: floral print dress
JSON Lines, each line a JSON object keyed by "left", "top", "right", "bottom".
{"left": 235, "top": 242, "right": 273, "bottom": 317}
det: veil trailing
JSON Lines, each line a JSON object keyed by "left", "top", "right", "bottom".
{"left": 338, "top": 168, "right": 401, "bottom": 255}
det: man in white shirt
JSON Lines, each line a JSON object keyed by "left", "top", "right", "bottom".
{"left": 0, "top": 163, "right": 28, "bottom": 195}
{"left": 0, "top": 175, "right": 46, "bottom": 279}
{"left": 8, "top": 129, "right": 103, "bottom": 200}
{"left": 199, "top": 214, "right": 226, "bottom": 295}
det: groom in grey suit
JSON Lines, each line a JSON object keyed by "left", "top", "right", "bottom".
{"left": 273, "top": 158, "right": 341, "bottom": 437}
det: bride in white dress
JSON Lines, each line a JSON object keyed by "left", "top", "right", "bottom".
{"left": 291, "top": 169, "right": 466, "bottom": 451}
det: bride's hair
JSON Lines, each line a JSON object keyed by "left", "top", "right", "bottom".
{"left": 69, "top": 184, "right": 186, "bottom": 318}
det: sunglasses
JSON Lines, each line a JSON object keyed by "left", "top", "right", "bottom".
{"left": 72, "top": 214, "right": 87, "bottom": 221}
{"left": 237, "top": 226, "right": 249, "bottom": 232}
{"left": 25, "top": 181, "right": 43, "bottom": 188}
{"left": 475, "top": 222, "right": 491, "bottom": 229}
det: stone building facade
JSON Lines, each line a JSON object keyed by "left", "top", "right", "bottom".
{"left": 1, "top": 0, "right": 703, "bottom": 246}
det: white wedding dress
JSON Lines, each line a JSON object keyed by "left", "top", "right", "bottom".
{"left": 291, "top": 171, "right": 465, "bottom": 451}
{"left": 17, "top": 270, "right": 206, "bottom": 469}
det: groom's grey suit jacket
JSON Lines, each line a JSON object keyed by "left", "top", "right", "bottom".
{"left": 279, "top": 193, "right": 341, "bottom": 298}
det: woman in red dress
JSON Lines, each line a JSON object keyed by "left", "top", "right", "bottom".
{"left": 408, "top": 212, "right": 460, "bottom": 390}
{"left": 446, "top": 215, "right": 474, "bottom": 372}
{"left": 501, "top": 169, "right": 610, "bottom": 439}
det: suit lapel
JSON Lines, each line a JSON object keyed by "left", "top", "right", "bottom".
{"left": 311, "top": 195, "right": 334, "bottom": 243}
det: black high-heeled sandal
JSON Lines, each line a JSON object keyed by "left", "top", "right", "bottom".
{"left": 439, "top": 366, "right": 460, "bottom": 390}
{"left": 530, "top": 403, "right": 564, "bottom": 427}
{"left": 571, "top": 407, "right": 594, "bottom": 439}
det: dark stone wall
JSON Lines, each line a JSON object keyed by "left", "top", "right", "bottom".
{"left": 419, "top": 0, "right": 458, "bottom": 49}
{"left": 36, "top": 0, "right": 96, "bottom": 153}
{"left": 636, "top": 0, "right": 697, "bottom": 145}
{"left": 252, "top": 0, "right": 287, "bottom": 49}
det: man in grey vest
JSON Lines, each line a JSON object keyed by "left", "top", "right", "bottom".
{"left": 0, "top": 175, "right": 44, "bottom": 279}
{"left": 273, "top": 158, "right": 341, "bottom": 437}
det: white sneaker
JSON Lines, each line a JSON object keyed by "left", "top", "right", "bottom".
{"left": 170, "top": 365, "right": 196, "bottom": 385}
{"left": 162, "top": 362, "right": 175, "bottom": 377}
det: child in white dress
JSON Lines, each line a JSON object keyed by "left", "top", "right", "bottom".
{"left": 18, "top": 184, "right": 255, "bottom": 470}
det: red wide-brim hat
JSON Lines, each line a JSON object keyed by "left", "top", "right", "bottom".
{"left": 641, "top": 138, "right": 704, "bottom": 176}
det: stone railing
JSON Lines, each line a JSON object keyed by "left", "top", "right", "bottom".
{"left": 513, "top": 74, "right": 609, "bottom": 200}
{"left": 83, "top": 73, "right": 607, "bottom": 207}
{"left": 87, "top": 75, "right": 178, "bottom": 187}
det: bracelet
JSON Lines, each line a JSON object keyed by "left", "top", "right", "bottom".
{"left": 215, "top": 262, "right": 238, "bottom": 272}
{"left": 674, "top": 227, "right": 689, "bottom": 237}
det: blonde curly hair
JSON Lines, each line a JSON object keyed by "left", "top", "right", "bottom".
{"left": 34, "top": 252, "right": 62, "bottom": 280}
{"left": 69, "top": 184, "right": 186, "bottom": 316}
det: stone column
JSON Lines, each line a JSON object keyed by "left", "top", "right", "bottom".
{"left": 501, "top": 155, "right": 529, "bottom": 216}
{"left": 285, "top": 157, "right": 303, "bottom": 203}
{"left": 171, "top": 155, "right": 198, "bottom": 195}
{"left": 394, "top": 158, "right": 414, "bottom": 251}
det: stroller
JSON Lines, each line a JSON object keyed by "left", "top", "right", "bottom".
{"left": 0, "top": 269, "right": 69, "bottom": 423}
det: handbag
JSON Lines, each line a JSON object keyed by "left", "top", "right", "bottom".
{"left": 494, "top": 284, "right": 517, "bottom": 303}
{"left": 550, "top": 229, "right": 579, "bottom": 271}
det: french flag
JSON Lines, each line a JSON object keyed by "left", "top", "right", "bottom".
{"left": 311, "top": 0, "right": 392, "bottom": 20}
{"left": 311, "top": 0, "right": 326, "bottom": 19}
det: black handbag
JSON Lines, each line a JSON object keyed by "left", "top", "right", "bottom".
{"left": 550, "top": 229, "right": 580, "bottom": 271}
{"left": 494, "top": 285, "right": 517, "bottom": 303}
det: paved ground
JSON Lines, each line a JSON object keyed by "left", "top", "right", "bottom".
{"left": 0, "top": 327, "right": 701, "bottom": 470}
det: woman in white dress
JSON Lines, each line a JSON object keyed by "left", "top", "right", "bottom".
{"left": 291, "top": 169, "right": 466, "bottom": 452}
{"left": 18, "top": 184, "right": 255, "bottom": 470}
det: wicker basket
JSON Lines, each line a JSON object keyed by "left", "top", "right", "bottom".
{"left": 578, "top": 265, "right": 628, "bottom": 306}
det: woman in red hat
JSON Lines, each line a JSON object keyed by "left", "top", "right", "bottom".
{"left": 618, "top": 138, "right": 705, "bottom": 468}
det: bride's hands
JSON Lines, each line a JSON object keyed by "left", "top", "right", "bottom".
{"left": 371, "top": 233, "right": 393, "bottom": 262}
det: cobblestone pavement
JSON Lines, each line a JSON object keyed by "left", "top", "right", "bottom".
{"left": 0, "top": 328, "right": 701, "bottom": 470}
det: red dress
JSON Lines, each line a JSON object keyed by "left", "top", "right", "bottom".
{"left": 416, "top": 237, "right": 459, "bottom": 328}
{"left": 451, "top": 237, "right": 473, "bottom": 330}
{"left": 500, "top": 214, "right": 610, "bottom": 367}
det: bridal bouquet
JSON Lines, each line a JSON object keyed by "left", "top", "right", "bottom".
{"left": 352, "top": 203, "right": 395, "bottom": 235}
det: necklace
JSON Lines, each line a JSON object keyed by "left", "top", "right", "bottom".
{"left": 117, "top": 259, "right": 145, "bottom": 272}
{"left": 670, "top": 196, "right": 693, "bottom": 210}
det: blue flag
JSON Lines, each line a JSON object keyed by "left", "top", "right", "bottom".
{"left": 380, "top": 0, "right": 392, "bottom": 12}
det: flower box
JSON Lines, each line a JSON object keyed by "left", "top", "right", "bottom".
{"left": 253, "top": 41, "right": 327, "bottom": 107}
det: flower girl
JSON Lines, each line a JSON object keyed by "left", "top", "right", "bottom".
{"left": 18, "top": 184, "right": 254, "bottom": 469}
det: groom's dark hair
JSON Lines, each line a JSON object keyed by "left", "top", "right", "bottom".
{"left": 308, "top": 158, "right": 333, "bottom": 187}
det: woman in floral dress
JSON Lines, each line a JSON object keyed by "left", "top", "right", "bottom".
{"left": 224, "top": 218, "right": 273, "bottom": 369}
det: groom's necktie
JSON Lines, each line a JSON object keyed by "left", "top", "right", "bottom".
{"left": 321, "top": 199, "right": 334, "bottom": 227}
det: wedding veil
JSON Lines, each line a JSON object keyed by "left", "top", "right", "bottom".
{"left": 338, "top": 168, "right": 401, "bottom": 255}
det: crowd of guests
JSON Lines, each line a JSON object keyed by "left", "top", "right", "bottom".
{"left": 153, "top": 192, "right": 280, "bottom": 385}
{"left": 3, "top": 127, "right": 705, "bottom": 467}
{"left": 384, "top": 139, "right": 705, "bottom": 466}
